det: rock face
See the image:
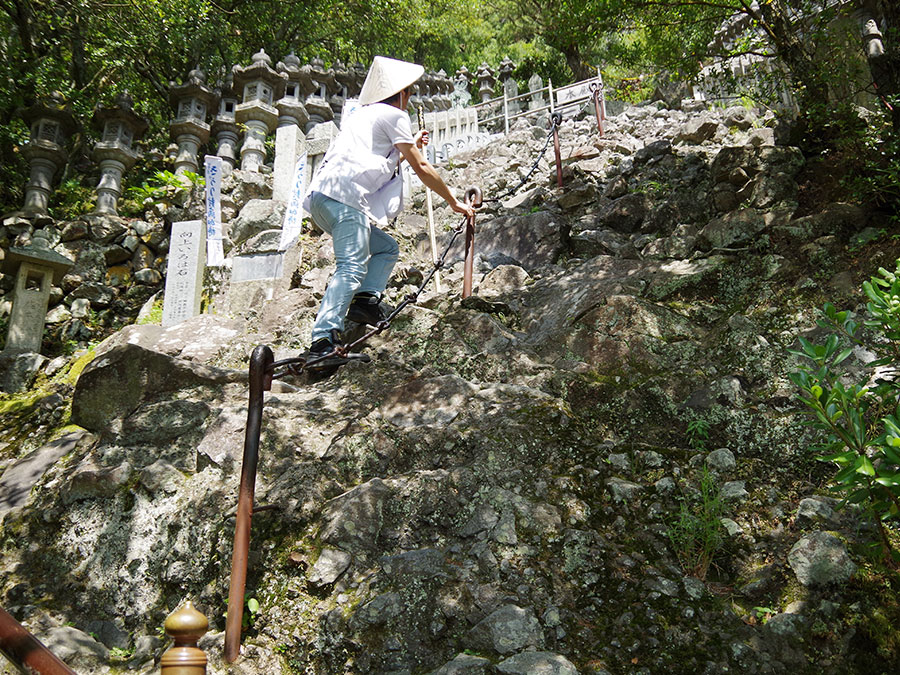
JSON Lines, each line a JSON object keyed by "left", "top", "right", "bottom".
{"left": 0, "top": 99, "right": 892, "bottom": 675}
{"left": 788, "top": 531, "right": 857, "bottom": 587}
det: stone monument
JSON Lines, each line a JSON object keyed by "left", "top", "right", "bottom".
{"left": 529, "top": 73, "right": 545, "bottom": 110}
{"left": 161, "top": 220, "right": 206, "bottom": 327}
{"left": 1, "top": 230, "right": 74, "bottom": 353}
{"left": 500, "top": 58, "right": 520, "bottom": 115}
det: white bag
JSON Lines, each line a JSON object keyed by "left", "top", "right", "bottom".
{"left": 370, "top": 170, "right": 404, "bottom": 222}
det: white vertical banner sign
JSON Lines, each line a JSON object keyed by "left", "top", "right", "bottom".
{"left": 204, "top": 155, "right": 225, "bottom": 266}
{"left": 278, "top": 154, "right": 307, "bottom": 251}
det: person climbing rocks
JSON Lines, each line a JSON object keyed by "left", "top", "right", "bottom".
{"left": 302, "top": 55, "right": 474, "bottom": 370}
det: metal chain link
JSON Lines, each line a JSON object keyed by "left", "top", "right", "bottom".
{"left": 270, "top": 205, "right": 476, "bottom": 377}
{"left": 483, "top": 114, "right": 560, "bottom": 203}
{"left": 269, "top": 114, "right": 566, "bottom": 376}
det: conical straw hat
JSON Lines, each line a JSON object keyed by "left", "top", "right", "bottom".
{"left": 358, "top": 56, "right": 424, "bottom": 105}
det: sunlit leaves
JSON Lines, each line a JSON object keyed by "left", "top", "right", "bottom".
{"left": 791, "top": 263, "right": 900, "bottom": 561}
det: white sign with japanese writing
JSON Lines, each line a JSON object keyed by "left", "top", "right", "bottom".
{"left": 278, "top": 154, "right": 307, "bottom": 251}
{"left": 162, "top": 220, "right": 206, "bottom": 327}
{"left": 204, "top": 155, "right": 225, "bottom": 266}
{"left": 555, "top": 80, "right": 595, "bottom": 107}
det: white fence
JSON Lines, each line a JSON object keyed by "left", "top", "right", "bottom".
{"left": 418, "top": 71, "right": 608, "bottom": 164}
{"left": 421, "top": 106, "right": 491, "bottom": 163}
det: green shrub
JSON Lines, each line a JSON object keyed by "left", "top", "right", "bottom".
{"left": 789, "top": 260, "right": 900, "bottom": 563}
{"left": 51, "top": 178, "right": 95, "bottom": 220}
{"left": 668, "top": 467, "right": 726, "bottom": 579}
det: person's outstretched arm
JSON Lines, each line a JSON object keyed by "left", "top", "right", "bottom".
{"left": 396, "top": 141, "right": 474, "bottom": 218}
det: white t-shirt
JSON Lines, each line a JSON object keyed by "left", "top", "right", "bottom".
{"left": 304, "top": 103, "right": 415, "bottom": 225}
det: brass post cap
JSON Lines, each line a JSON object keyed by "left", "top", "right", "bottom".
{"left": 164, "top": 601, "right": 209, "bottom": 643}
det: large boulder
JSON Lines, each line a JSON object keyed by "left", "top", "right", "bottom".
{"left": 697, "top": 208, "right": 767, "bottom": 250}
{"left": 229, "top": 199, "right": 284, "bottom": 246}
{"left": 71, "top": 343, "right": 242, "bottom": 434}
{"left": 447, "top": 210, "right": 565, "bottom": 272}
{"left": 596, "top": 193, "right": 649, "bottom": 233}
{"left": 675, "top": 117, "right": 721, "bottom": 145}
{"left": 788, "top": 530, "right": 857, "bottom": 587}
{"left": 466, "top": 604, "right": 544, "bottom": 655}
{"left": 497, "top": 652, "right": 579, "bottom": 675}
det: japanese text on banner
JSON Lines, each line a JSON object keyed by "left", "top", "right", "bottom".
{"left": 204, "top": 155, "right": 225, "bottom": 266}
{"left": 279, "top": 154, "right": 306, "bottom": 251}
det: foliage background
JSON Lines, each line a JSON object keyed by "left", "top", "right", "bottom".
{"left": 0, "top": 0, "right": 897, "bottom": 213}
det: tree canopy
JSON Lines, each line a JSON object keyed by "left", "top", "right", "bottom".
{"left": 0, "top": 0, "right": 897, "bottom": 211}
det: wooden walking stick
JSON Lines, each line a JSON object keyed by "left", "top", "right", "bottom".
{"left": 416, "top": 105, "right": 442, "bottom": 293}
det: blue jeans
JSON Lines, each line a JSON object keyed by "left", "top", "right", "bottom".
{"left": 308, "top": 191, "right": 399, "bottom": 342}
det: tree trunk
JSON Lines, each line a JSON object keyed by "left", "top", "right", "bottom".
{"left": 562, "top": 45, "right": 592, "bottom": 82}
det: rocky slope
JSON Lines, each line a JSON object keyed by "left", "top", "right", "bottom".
{"left": 1, "top": 100, "right": 899, "bottom": 674}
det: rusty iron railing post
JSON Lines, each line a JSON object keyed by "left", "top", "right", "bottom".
{"left": 551, "top": 112, "right": 563, "bottom": 189}
{"left": 224, "top": 344, "right": 273, "bottom": 663}
{"left": 0, "top": 605, "right": 76, "bottom": 674}
{"left": 161, "top": 601, "right": 208, "bottom": 674}
{"left": 591, "top": 82, "right": 604, "bottom": 136}
{"left": 462, "top": 187, "right": 482, "bottom": 299}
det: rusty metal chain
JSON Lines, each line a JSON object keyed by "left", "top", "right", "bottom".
{"left": 483, "top": 113, "right": 560, "bottom": 203}
{"left": 266, "top": 112, "right": 569, "bottom": 376}
{"left": 269, "top": 188, "right": 483, "bottom": 378}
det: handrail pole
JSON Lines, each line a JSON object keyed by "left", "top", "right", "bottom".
{"left": 598, "top": 69, "right": 607, "bottom": 121}
{"left": 462, "top": 187, "right": 482, "bottom": 299}
{"left": 503, "top": 88, "right": 510, "bottom": 135}
{"left": 591, "top": 82, "right": 604, "bottom": 136}
{"left": 417, "top": 105, "right": 442, "bottom": 293}
{"left": 224, "top": 344, "right": 273, "bottom": 663}
{"left": 551, "top": 112, "right": 563, "bottom": 188}
{"left": 0, "top": 605, "right": 76, "bottom": 674}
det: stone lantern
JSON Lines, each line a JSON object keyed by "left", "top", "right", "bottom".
{"left": 1, "top": 229, "right": 73, "bottom": 354}
{"left": 455, "top": 66, "right": 473, "bottom": 89}
{"left": 350, "top": 62, "right": 367, "bottom": 98}
{"left": 436, "top": 70, "right": 452, "bottom": 110}
{"left": 275, "top": 52, "right": 313, "bottom": 129}
{"left": 168, "top": 67, "right": 217, "bottom": 175}
{"left": 476, "top": 63, "right": 497, "bottom": 102}
{"left": 332, "top": 60, "right": 356, "bottom": 126}
{"left": 409, "top": 78, "right": 423, "bottom": 113}
{"left": 305, "top": 57, "right": 337, "bottom": 133}
{"left": 211, "top": 74, "right": 240, "bottom": 175}
{"left": 419, "top": 71, "right": 436, "bottom": 112}
{"left": 18, "top": 94, "right": 78, "bottom": 219}
{"left": 92, "top": 92, "right": 149, "bottom": 215}
{"left": 451, "top": 68, "right": 473, "bottom": 109}
{"left": 232, "top": 48, "right": 287, "bottom": 172}
{"left": 498, "top": 57, "right": 515, "bottom": 82}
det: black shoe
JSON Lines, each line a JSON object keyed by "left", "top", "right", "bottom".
{"left": 346, "top": 293, "right": 389, "bottom": 326}
{"left": 306, "top": 331, "right": 345, "bottom": 371}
